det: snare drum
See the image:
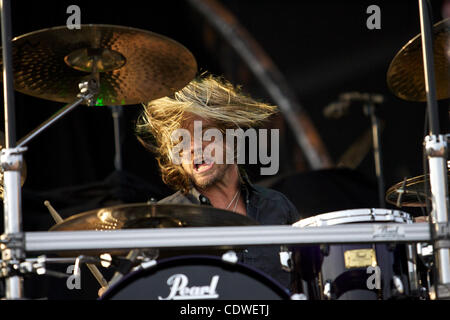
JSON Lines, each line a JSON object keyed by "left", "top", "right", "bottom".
{"left": 101, "top": 255, "right": 292, "bottom": 300}
{"left": 291, "top": 208, "right": 417, "bottom": 300}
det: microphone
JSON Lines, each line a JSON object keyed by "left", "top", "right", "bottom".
{"left": 323, "top": 92, "right": 384, "bottom": 119}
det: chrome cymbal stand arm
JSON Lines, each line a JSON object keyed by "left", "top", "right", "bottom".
{"left": 418, "top": 0, "right": 450, "bottom": 299}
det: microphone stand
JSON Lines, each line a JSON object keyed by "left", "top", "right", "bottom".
{"left": 0, "top": 0, "right": 23, "bottom": 298}
{"left": 325, "top": 92, "right": 386, "bottom": 208}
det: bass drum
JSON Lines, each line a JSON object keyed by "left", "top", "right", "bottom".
{"left": 291, "top": 208, "right": 418, "bottom": 300}
{"left": 101, "top": 255, "right": 291, "bottom": 300}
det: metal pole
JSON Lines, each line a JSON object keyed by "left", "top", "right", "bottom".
{"left": 418, "top": 0, "right": 450, "bottom": 299}
{"left": 1, "top": 0, "right": 15, "bottom": 148}
{"left": 418, "top": 0, "right": 440, "bottom": 136}
{"left": 17, "top": 77, "right": 97, "bottom": 148}
{"left": 0, "top": 0, "right": 24, "bottom": 299}
{"left": 24, "top": 223, "right": 431, "bottom": 253}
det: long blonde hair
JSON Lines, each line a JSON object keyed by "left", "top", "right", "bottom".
{"left": 136, "top": 74, "right": 278, "bottom": 193}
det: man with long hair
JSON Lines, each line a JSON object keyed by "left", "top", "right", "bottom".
{"left": 136, "top": 74, "right": 300, "bottom": 288}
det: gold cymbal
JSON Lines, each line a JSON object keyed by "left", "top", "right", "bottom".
{"left": 385, "top": 172, "right": 450, "bottom": 207}
{"left": 2, "top": 24, "right": 197, "bottom": 106}
{"left": 0, "top": 132, "right": 27, "bottom": 199}
{"left": 50, "top": 203, "right": 259, "bottom": 231}
{"left": 387, "top": 18, "right": 450, "bottom": 102}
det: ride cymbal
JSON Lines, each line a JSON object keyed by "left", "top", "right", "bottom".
{"left": 1, "top": 24, "right": 197, "bottom": 105}
{"left": 49, "top": 203, "right": 258, "bottom": 256}
{"left": 387, "top": 18, "right": 450, "bottom": 102}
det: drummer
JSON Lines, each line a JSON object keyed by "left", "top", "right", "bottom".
{"left": 135, "top": 74, "right": 301, "bottom": 288}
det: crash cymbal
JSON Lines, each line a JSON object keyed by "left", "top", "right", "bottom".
{"left": 386, "top": 173, "right": 450, "bottom": 207}
{"left": 50, "top": 203, "right": 259, "bottom": 231}
{"left": 387, "top": 18, "right": 450, "bottom": 102}
{"left": 0, "top": 131, "right": 27, "bottom": 199}
{"left": 1, "top": 24, "right": 197, "bottom": 105}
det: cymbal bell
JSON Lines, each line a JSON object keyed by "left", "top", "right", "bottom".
{"left": 387, "top": 18, "right": 450, "bottom": 102}
{"left": 386, "top": 172, "right": 450, "bottom": 207}
{"left": 1, "top": 24, "right": 197, "bottom": 106}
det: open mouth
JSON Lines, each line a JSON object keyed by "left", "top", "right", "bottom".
{"left": 193, "top": 159, "right": 214, "bottom": 173}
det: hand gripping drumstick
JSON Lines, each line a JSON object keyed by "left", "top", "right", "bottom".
{"left": 44, "top": 200, "right": 109, "bottom": 289}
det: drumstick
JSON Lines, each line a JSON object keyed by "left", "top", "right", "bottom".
{"left": 44, "top": 200, "right": 109, "bottom": 288}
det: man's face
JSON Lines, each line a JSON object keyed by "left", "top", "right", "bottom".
{"left": 180, "top": 115, "right": 231, "bottom": 189}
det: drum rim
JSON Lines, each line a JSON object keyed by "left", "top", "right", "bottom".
{"left": 100, "top": 254, "right": 291, "bottom": 300}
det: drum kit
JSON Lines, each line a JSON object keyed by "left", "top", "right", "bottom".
{"left": 0, "top": 2, "right": 449, "bottom": 300}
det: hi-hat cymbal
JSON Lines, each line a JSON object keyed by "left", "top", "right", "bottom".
{"left": 50, "top": 203, "right": 259, "bottom": 231}
{"left": 1, "top": 24, "right": 197, "bottom": 106}
{"left": 386, "top": 173, "right": 450, "bottom": 207}
{"left": 387, "top": 18, "right": 450, "bottom": 102}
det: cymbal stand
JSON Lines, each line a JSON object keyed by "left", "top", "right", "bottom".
{"left": 0, "top": 0, "right": 24, "bottom": 299}
{"left": 418, "top": 0, "right": 450, "bottom": 299}
{"left": 332, "top": 91, "right": 386, "bottom": 208}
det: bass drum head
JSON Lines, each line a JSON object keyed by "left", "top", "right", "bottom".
{"left": 101, "top": 255, "right": 291, "bottom": 300}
